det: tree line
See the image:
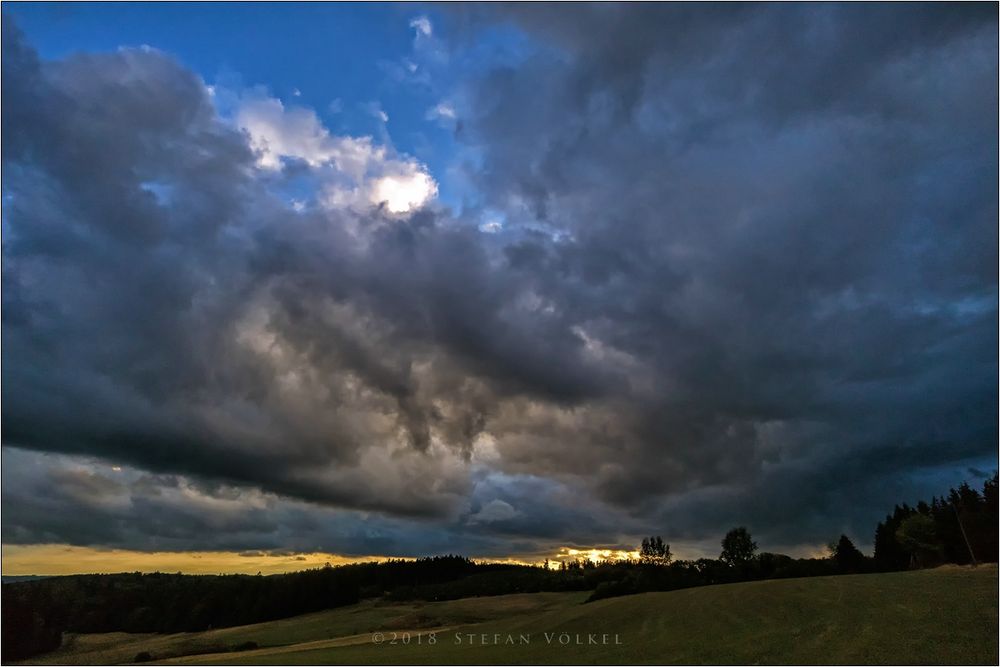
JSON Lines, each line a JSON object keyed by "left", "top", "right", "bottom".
{"left": 2, "top": 556, "right": 486, "bottom": 661}
{"left": 588, "top": 474, "right": 998, "bottom": 601}
{"left": 874, "top": 475, "right": 997, "bottom": 569}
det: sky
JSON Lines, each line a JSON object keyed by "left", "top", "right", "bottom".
{"left": 2, "top": 3, "right": 997, "bottom": 575}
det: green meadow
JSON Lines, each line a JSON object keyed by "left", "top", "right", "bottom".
{"left": 21, "top": 565, "right": 998, "bottom": 666}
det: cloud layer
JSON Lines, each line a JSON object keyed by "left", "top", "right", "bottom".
{"left": 2, "top": 5, "right": 997, "bottom": 560}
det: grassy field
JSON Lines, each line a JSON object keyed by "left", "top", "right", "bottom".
{"left": 21, "top": 565, "right": 998, "bottom": 665}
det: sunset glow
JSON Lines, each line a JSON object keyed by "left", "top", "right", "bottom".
{"left": 0, "top": 546, "right": 384, "bottom": 576}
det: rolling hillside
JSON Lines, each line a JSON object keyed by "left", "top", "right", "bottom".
{"left": 21, "top": 565, "right": 998, "bottom": 666}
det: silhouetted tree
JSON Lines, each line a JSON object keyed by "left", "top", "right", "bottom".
{"left": 874, "top": 503, "right": 916, "bottom": 571}
{"left": 640, "top": 536, "right": 672, "bottom": 566}
{"left": 873, "top": 474, "right": 998, "bottom": 572}
{"left": 895, "top": 513, "right": 939, "bottom": 568}
{"left": 981, "top": 475, "right": 999, "bottom": 562}
{"left": 720, "top": 527, "right": 758, "bottom": 567}
{"left": 829, "top": 535, "right": 867, "bottom": 573}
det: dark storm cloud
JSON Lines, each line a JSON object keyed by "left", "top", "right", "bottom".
{"left": 1, "top": 450, "right": 628, "bottom": 558}
{"left": 2, "top": 3, "right": 997, "bottom": 556}
{"left": 447, "top": 2, "right": 998, "bottom": 541}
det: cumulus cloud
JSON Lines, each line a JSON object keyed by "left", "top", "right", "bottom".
{"left": 236, "top": 93, "right": 363, "bottom": 169}
{"left": 467, "top": 499, "right": 519, "bottom": 525}
{"left": 427, "top": 101, "right": 457, "bottom": 121}
{"left": 2, "top": 5, "right": 997, "bottom": 559}
{"left": 410, "top": 16, "right": 432, "bottom": 38}
{"left": 235, "top": 90, "right": 435, "bottom": 213}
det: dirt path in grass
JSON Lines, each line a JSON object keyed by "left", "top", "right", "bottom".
{"left": 156, "top": 627, "right": 456, "bottom": 665}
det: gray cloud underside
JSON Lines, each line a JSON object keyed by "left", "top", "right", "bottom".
{"left": 2, "top": 3, "right": 997, "bottom": 556}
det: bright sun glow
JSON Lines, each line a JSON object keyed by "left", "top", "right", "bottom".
{"left": 549, "top": 548, "right": 641, "bottom": 567}
{"left": 370, "top": 171, "right": 437, "bottom": 213}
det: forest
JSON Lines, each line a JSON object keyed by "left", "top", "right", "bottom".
{"left": 4, "top": 474, "right": 996, "bottom": 661}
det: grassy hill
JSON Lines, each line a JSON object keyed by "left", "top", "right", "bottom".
{"left": 20, "top": 565, "right": 998, "bottom": 665}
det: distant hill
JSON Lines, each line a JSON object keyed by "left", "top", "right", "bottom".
{"left": 1, "top": 576, "right": 53, "bottom": 584}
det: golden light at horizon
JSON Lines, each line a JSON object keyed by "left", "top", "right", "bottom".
{"left": 556, "top": 548, "right": 641, "bottom": 564}
{"left": 0, "top": 545, "right": 383, "bottom": 576}
{"left": 1, "top": 545, "right": 648, "bottom": 576}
